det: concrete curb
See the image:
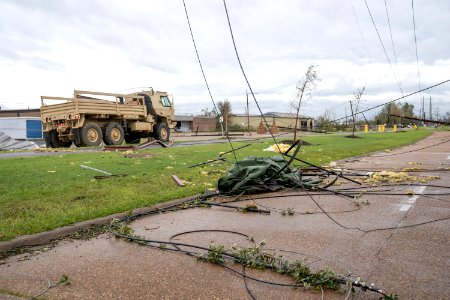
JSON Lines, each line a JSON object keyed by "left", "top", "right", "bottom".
{"left": 0, "top": 195, "right": 196, "bottom": 252}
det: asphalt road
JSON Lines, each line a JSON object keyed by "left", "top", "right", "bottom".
{"left": 0, "top": 132, "right": 449, "bottom": 299}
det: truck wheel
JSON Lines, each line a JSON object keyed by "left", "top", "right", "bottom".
{"left": 103, "top": 122, "right": 125, "bottom": 145}
{"left": 154, "top": 123, "right": 170, "bottom": 142}
{"left": 81, "top": 122, "right": 103, "bottom": 147}
{"left": 51, "top": 131, "right": 72, "bottom": 148}
{"left": 125, "top": 133, "right": 141, "bottom": 144}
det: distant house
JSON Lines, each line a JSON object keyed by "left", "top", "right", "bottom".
{"left": 0, "top": 109, "right": 43, "bottom": 140}
{"left": 0, "top": 117, "right": 42, "bottom": 140}
{"left": 173, "top": 115, "right": 216, "bottom": 132}
{"left": 229, "top": 112, "right": 314, "bottom": 131}
{"left": 173, "top": 115, "right": 194, "bottom": 132}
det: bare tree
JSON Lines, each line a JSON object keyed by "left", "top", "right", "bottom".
{"left": 293, "top": 64, "right": 319, "bottom": 140}
{"left": 350, "top": 86, "right": 365, "bottom": 137}
{"left": 217, "top": 99, "right": 232, "bottom": 132}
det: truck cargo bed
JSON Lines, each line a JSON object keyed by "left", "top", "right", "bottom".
{"left": 41, "top": 99, "right": 146, "bottom": 120}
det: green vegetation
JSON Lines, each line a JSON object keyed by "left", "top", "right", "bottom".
{"left": 199, "top": 240, "right": 341, "bottom": 290}
{"left": 0, "top": 129, "right": 431, "bottom": 240}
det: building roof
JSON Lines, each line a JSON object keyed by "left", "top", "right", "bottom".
{"left": 264, "top": 112, "right": 312, "bottom": 118}
{"left": 0, "top": 108, "right": 40, "bottom": 113}
{"left": 231, "top": 112, "right": 312, "bottom": 119}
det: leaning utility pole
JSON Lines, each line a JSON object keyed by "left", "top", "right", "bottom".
{"left": 344, "top": 107, "right": 348, "bottom": 129}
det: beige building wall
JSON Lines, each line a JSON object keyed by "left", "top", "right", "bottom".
{"left": 192, "top": 117, "right": 216, "bottom": 132}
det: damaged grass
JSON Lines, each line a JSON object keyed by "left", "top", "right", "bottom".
{"left": 0, "top": 129, "right": 431, "bottom": 241}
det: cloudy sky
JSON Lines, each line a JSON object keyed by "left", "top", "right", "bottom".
{"left": 0, "top": 0, "right": 449, "bottom": 120}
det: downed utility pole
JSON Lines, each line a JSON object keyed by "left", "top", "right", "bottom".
{"left": 188, "top": 144, "right": 251, "bottom": 168}
{"left": 280, "top": 145, "right": 361, "bottom": 186}
{"left": 103, "top": 138, "right": 173, "bottom": 151}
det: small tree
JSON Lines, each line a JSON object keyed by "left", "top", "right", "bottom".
{"left": 316, "top": 109, "right": 336, "bottom": 132}
{"left": 293, "top": 64, "right": 319, "bottom": 140}
{"left": 350, "top": 86, "right": 365, "bottom": 137}
{"left": 200, "top": 107, "right": 215, "bottom": 117}
{"left": 217, "top": 99, "right": 232, "bottom": 132}
{"left": 443, "top": 111, "right": 450, "bottom": 122}
{"left": 373, "top": 102, "right": 414, "bottom": 126}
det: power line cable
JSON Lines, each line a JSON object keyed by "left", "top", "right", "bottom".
{"left": 384, "top": 0, "right": 399, "bottom": 66}
{"left": 182, "top": 0, "right": 237, "bottom": 162}
{"left": 363, "top": 0, "right": 404, "bottom": 95}
{"left": 222, "top": 0, "right": 286, "bottom": 156}
{"left": 348, "top": 0, "right": 372, "bottom": 60}
{"left": 331, "top": 79, "right": 449, "bottom": 123}
{"left": 411, "top": 0, "right": 422, "bottom": 101}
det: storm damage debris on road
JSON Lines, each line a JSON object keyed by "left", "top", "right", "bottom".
{"left": 1, "top": 133, "right": 449, "bottom": 299}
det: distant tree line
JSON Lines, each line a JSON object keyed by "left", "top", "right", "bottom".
{"left": 316, "top": 101, "right": 449, "bottom": 132}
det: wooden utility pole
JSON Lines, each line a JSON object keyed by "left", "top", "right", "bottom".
{"left": 246, "top": 90, "right": 250, "bottom": 135}
{"left": 245, "top": 90, "right": 258, "bottom": 135}
{"left": 429, "top": 96, "right": 432, "bottom": 121}
{"left": 422, "top": 96, "right": 425, "bottom": 119}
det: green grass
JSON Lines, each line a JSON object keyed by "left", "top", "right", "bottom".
{"left": 0, "top": 129, "right": 432, "bottom": 241}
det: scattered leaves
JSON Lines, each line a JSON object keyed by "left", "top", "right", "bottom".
{"left": 281, "top": 207, "right": 295, "bottom": 216}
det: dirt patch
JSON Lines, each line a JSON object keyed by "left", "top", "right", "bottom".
{"left": 279, "top": 139, "right": 312, "bottom": 146}
{"left": 344, "top": 135, "right": 362, "bottom": 139}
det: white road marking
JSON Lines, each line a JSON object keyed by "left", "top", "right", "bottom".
{"left": 447, "top": 154, "right": 450, "bottom": 160}
{"left": 400, "top": 204, "right": 411, "bottom": 211}
{"left": 406, "top": 186, "right": 426, "bottom": 204}
{"left": 400, "top": 186, "right": 426, "bottom": 212}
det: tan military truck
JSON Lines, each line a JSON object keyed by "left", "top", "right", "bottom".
{"left": 40, "top": 89, "right": 175, "bottom": 148}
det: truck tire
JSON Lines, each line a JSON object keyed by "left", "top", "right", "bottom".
{"left": 103, "top": 122, "right": 125, "bottom": 145}
{"left": 44, "top": 132, "right": 54, "bottom": 148}
{"left": 125, "top": 133, "right": 141, "bottom": 144}
{"left": 81, "top": 122, "right": 103, "bottom": 147}
{"left": 51, "top": 130, "right": 72, "bottom": 148}
{"left": 154, "top": 123, "right": 170, "bottom": 142}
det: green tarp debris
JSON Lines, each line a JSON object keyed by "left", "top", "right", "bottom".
{"left": 218, "top": 156, "right": 322, "bottom": 194}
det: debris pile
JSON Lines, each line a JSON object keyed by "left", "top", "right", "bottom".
{"left": 0, "top": 131, "right": 39, "bottom": 150}
{"left": 218, "top": 156, "right": 321, "bottom": 194}
{"left": 362, "top": 170, "right": 439, "bottom": 184}
{"left": 263, "top": 143, "right": 291, "bottom": 153}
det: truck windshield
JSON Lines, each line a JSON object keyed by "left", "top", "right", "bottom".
{"left": 160, "top": 96, "right": 171, "bottom": 107}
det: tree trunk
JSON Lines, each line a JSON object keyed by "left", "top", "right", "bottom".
{"left": 293, "top": 83, "right": 306, "bottom": 141}
{"left": 225, "top": 114, "right": 228, "bottom": 132}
